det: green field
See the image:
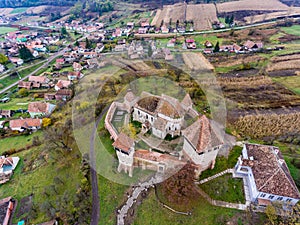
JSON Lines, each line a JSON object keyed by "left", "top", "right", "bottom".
{"left": 0, "top": 132, "right": 42, "bottom": 155}
{"left": 0, "top": 27, "right": 18, "bottom": 35}
{"left": 281, "top": 25, "right": 300, "bottom": 36}
{"left": 201, "top": 174, "right": 245, "bottom": 203}
{"left": 272, "top": 75, "right": 300, "bottom": 95}
{"left": 10, "top": 7, "right": 28, "bottom": 14}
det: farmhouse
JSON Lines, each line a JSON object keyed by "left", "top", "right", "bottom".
{"left": 28, "top": 102, "right": 56, "bottom": 118}
{"left": 235, "top": 144, "right": 300, "bottom": 207}
{"left": 55, "top": 80, "right": 71, "bottom": 91}
{"left": 9, "top": 118, "right": 42, "bottom": 132}
{"left": 0, "top": 156, "right": 20, "bottom": 184}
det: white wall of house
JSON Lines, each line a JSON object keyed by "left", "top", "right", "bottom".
{"left": 133, "top": 108, "right": 155, "bottom": 126}
{"left": 235, "top": 156, "right": 299, "bottom": 206}
{"left": 183, "top": 137, "right": 220, "bottom": 170}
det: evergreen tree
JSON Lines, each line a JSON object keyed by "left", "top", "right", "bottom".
{"left": 214, "top": 41, "right": 220, "bottom": 52}
{"left": 18, "top": 44, "right": 33, "bottom": 61}
{"left": 85, "top": 38, "right": 92, "bottom": 49}
{"left": 148, "top": 44, "right": 153, "bottom": 58}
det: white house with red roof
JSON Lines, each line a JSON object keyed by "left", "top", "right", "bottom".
{"left": 235, "top": 144, "right": 300, "bottom": 207}
{"left": 28, "top": 102, "right": 56, "bottom": 118}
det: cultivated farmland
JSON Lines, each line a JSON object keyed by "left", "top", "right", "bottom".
{"left": 186, "top": 4, "right": 218, "bottom": 30}
{"left": 151, "top": 3, "right": 218, "bottom": 31}
{"left": 183, "top": 52, "right": 215, "bottom": 71}
{"left": 216, "top": 0, "right": 289, "bottom": 13}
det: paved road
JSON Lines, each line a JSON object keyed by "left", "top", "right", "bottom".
{"left": 135, "top": 20, "right": 280, "bottom": 38}
{"left": 89, "top": 105, "right": 110, "bottom": 225}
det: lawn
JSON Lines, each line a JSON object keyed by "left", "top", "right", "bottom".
{"left": 10, "top": 8, "right": 28, "bottom": 14}
{"left": 199, "top": 146, "right": 242, "bottom": 180}
{"left": 0, "top": 131, "right": 42, "bottom": 155}
{"left": 281, "top": 25, "right": 300, "bottom": 36}
{"left": 272, "top": 75, "right": 300, "bottom": 95}
{"left": 133, "top": 190, "right": 251, "bottom": 225}
{"left": 200, "top": 174, "right": 245, "bottom": 203}
{"left": 0, "top": 26, "right": 18, "bottom": 35}
{"left": 0, "top": 96, "right": 38, "bottom": 110}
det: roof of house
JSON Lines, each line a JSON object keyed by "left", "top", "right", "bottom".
{"left": 244, "top": 40, "right": 258, "bottom": 49}
{"left": 28, "top": 102, "right": 50, "bottom": 113}
{"left": 135, "top": 94, "right": 183, "bottom": 119}
{"left": 181, "top": 93, "right": 193, "bottom": 108}
{"left": 0, "top": 110, "right": 11, "bottom": 116}
{"left": 18, "top": 81, "right": 32, "bottom": 89}
{"left": 134, "top": 149, "right": 184, "bottom": 165}
{"left": 113, "top": 133, "right": 134, "bottom": 153}
{"left": 9, "top": 118, "right": 41, "bottom": 129}
{"left": 28, "top": 75, "right": 48, "bottom": 83}
{"left": 242, "top": 144, "right": 300, "bottom": 199}
{"left": 55, "top": 89, "right": 72, "bottom": 96}
{"left": 0, "top": 157, "right": 13, "bottom": 168}
{"left": 55, "top": 80, "right": 71, "bottom": 89}
{"left": 124, "top": 90, "right": 136, "bottom": 103}
{"left": 182, "top": 115, "right": 222, "bottom": 153}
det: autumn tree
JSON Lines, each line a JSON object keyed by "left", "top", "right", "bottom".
{"left": 0, "top": 53, "right": 8, "bottom": 64}
{"left": 160, "top": 162, "right": 198, "bottom": 204}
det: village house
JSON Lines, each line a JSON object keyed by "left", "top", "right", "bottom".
{"left": 28, "top": 102, "right": 56, "bottom": 118}
{"left": 0, "top": 156, "right": 20, "bottom": 184}
{"left": 235, "top": 144, "right": 300, "bottom": 207}
{"left": 73, "top": 62, "right": 83, "bottom": 72}
{"left": 56, "top": 58, "right": 65, "bottom": 65}
{"left": 55, "top": 89, "right": 73, "bottom": 101}
{"left": 0, "top": 197, "right": 15, "bottom": 225}
{"left": 0, "top": 110, "right": 12, "bottom": 118}
{"left": 18, "top": 81, "right": 32, "bottom": 90}
{"left": 243, "top": 40, "right": 263, "bottom": 51}
{"left": 0, "top": 64, "right": 5, "bottom": 73}
{"left": 185, "top": 39, "right": 196, "bottom": 49}
{"left": 167, "top": 38, "right": 176, "bottom": 48}
{"left": 28, "top": 75, "right": 50, "bottom": 88}
{"left": 67, "top": 71, "right": 84, "bottom": 81}
{"left": 9, "top": 118, "right": 42, "bottom": 132}
{"left": 138, "top": 28, "right": 148, "bottom": 34}
{"left": 9, "top": 57, "right": 23, "bottom": 66}
{"left": 55, "top": 80, "right": 71, "bottom": 91}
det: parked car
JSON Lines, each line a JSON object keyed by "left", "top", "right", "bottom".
{"left": 0, "top": 97, "right": 10, "bottom": 103}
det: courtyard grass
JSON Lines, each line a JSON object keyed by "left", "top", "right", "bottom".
{"left": 272, "top": 75, "right": 300, "bottom": 95}
{"left": 133, "top": 190, "right": 249, "bottom": 225}
{"left": 200, "top": 174, "right": 245, "bottom": 203}
{"left": 199, "top": 146, "right": 242, "bottom": 180}
{"left": 0, "top": 96, "right": 31, "bottom": 110}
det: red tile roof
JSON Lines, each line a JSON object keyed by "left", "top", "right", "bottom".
{"left": 183, "top": 115, "right": 222, "bottom": 153}
{"left": 9, "top": 118, "right": 41, "bottom": 129}
{"left": 243, "top": 144, "right": 300, "bottom": 199}
{"left": 113, "top": 133, "right": 134, "bottom": 153}
{"left": 28, "top": 102, "right": 49, "bottom": 113}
